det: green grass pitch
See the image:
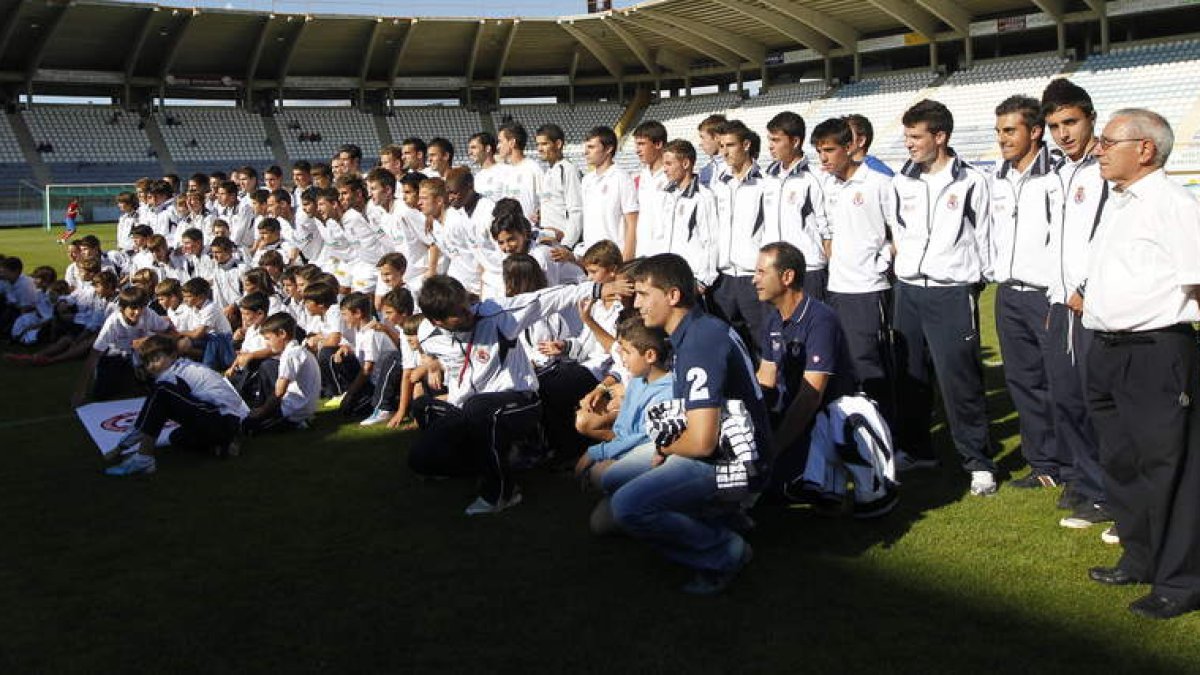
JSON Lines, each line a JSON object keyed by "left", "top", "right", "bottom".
{"left": 1, "top": 223, "right": 1197, "bottom": 673}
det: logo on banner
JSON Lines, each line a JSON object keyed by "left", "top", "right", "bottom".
{"left": 100, "top": 411, "right": 177, "bottom": 433}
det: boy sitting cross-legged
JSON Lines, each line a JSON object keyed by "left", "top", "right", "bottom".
{"left": 105, "top": 334, "right": 250, "bottom": 476}
{"left": 242, "top": 312, "right": 320, "bottom": 434}
{"left": 330, "top": 291, "right": 401, "bottom": 420}
{"left": 574, "top": 316, "right": 674, "bottom": 493}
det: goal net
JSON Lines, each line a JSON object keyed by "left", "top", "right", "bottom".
{"left": 43, "top": 182, "right": 136, "bottom": 234}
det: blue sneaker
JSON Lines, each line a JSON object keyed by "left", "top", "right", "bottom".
{"left": 105, "top": 453, "right": 156, "bottom": 476}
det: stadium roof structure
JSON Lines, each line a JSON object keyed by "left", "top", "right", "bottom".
{"left": 0, "top": 0, "right": 1144, "bottom": 101}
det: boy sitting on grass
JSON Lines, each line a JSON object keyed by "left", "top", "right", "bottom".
{"left": 105, "top": 334, "right": 249, "bottom": 476}
{"left": 71, "top": 286, "right": 175, "bottom": 406}
{"left": 243, "top": 312, "right": 320, "bottom": 434}
{"left": 330, "top": 292, "right": 399, "bottom": 421}
{"left": 300, "top": 280, "right": 345, "bottom": 398}
{"left": 226, "top": 292, "right": 274, "bottom": 404}
{"left": 574, "top": 316, "right": 674, "bottom": 491}
{"left": 176, "top": 277, "right": 234, "bottom": 369}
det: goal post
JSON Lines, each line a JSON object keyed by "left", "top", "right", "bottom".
{"left": 43, "top": 182, "right": 136, "bottom": 233}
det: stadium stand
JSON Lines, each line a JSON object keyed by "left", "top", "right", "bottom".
{"left": 926, "top": 54, "right": 1070, "bottom": 165}
{"left": 387, "top": 105, "right": 486, "bottom": 168}
{"left": 276, "top": 107, "right": 382, "bottom": 164}
{"left": 155, "top": 107, "right": 274, "bottom": 165}
{"left": 1063, "top": 39, "right": 1200, "bottom": 171}
{"left": 492, "top": 101, "right": 626, "bottom": 169}
{"left": 23, "top": 105, "right": 152, "bottom": 164}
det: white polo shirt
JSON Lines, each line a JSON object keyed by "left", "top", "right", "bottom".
{"left": 538, "top": 158, "right": 584, "bottom": 247}
{"left": 278, "top": 342, "right": 320, "bottom": 422}
{"left": 503, "top": 158, "right": 541, "bottom": 219}
{"left": 475, "top": 163, "right": 512, "bottom": 204}
{"left": 580, "top": 164, "right": 639, "bottom": 253}
{"left": 93, "top": 309, "right": 171, "bottom": 356}
{"left": 634, "top": 164, "right": 670, "bottom": 257}
{"left": 1082, "top": 169, "right": 1200, "bottom": 332}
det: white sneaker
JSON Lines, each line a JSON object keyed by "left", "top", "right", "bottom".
{"left": 895, "top": 450, "right": 940, "bottom": 473}
{"left": 465, "top": 489, "right": 523, "bottom": 516}
{"left": 1101, "top": 525, "right": 1120, "bottom": 545}
{"left": 969, "top": 470, "right": 998, "bottom": 496}
{"left": 105, "top": 453, "right": 156, "bottom": 476}
{"left": 322, "top": 394, "right": 345, "bottom": 410}
{"left": 359, "top": 409, "right": 393, "bottom": 427}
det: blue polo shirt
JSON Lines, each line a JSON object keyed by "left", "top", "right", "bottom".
{"left": 669, "top": 306, "right": 772, "bottom": 460}
{"left": 760, "top": 294, "right": 857, "bottom": 413}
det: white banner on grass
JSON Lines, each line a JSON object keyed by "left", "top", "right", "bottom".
{"left": 75, "top": 398, "right": 176, "bottom": 456}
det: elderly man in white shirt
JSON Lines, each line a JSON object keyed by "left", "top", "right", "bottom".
{"left": 1081, "top": 108, "right": 1200, "bottom": 621}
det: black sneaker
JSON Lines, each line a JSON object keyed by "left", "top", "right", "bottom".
{"left": 1057, "top": 483, "right": 1083, "bottom": 510}
{"left": 1059, "top": 502, "right": 1114, "bottom": 529}
{"left": 1009, "top": 472, "right": 1060, "bottom": 489}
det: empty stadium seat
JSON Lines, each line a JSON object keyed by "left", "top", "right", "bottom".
{"left": 156, "top": 107, "right": 274, "bottom": 163}
{"left": 23, "top": 105, "right": 153, "bottom": 164}
{"left": 277, "top": 107, "right": 382, "bottom": 165}
{"left": 389, "top": 105, "right": 486, "bottom": 170}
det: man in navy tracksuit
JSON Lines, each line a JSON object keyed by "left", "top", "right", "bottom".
{"left": 988, "top": 96, "right": 1064, "bottom": 490}
{"left": 888, "top": 99, "right": 998, "bottom": 496}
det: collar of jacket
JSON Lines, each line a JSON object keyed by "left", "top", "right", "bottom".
{"left": 719, "top": 163, "right": 764, "bottom": 185}
{"left": 996, "top": 143, "right": 1055, "bottom": 179}
{"left": 899, "top": 149, "right": 969, "bottom": 181}
{"left": 664, "top": 175, "right": 700, "bottom": 198}
{"left": 766, "top": 157, "right": 811, "bottom": 179}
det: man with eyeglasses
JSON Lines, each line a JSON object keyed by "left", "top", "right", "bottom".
{"left": 1082, "top": 108, "right": 1200, "bottom": 621}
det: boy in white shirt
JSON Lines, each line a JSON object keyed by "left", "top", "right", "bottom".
{"left": 580, "top": 126, "right": 639, "bottom": 259}
{"left": 177, "top": 277, "right": 234, "bottom": 370}
{"left": 226, "top": 292, "right": 275, "bottom": 405}
{"left": 71, "top": 286, "right": 174, "bottom": 406}
{"left": 333, "top": 292, "right": 401, "bottom": 421}
{"left": 243, "top": 312, "right": 320, "bottom": 434}
{"left": 300, "top": 280, "right": 346, "bottom": 398}
{"left": 632, "top": 120, "right": 671, "bottom": 257}
{"left": 468, "top": 132, "right": 510, "bottom": 204}
{"left": 496, "top": 121, "right": 541, "bottom": 220}
{"left": 534, "top": 123, "right": 584, "bottom": 248}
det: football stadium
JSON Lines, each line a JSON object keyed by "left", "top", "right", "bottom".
{"left": 2, "top": 0, "right": 1200, "bottom": 671}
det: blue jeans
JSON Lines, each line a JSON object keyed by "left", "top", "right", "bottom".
{"left": 605, "top": 443, "right": 746, "bottom": 573}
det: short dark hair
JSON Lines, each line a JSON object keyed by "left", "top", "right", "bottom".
{"left": 902, "top": 99, "right": 954, "bottom": 137}
{"left": 663, "top": 139, "right": 696, "bottom": 167}
{"left": 377, "top": 251, "right": 407, "bottom": 272}
{"left": 428, "top": 137, "right": 454, "bottom": 161}
{"left": 257, "top": 217, "right": 281, "bottom": 233}
{"left": 292, "top": 160, "right": 312, "bottom": 173}
{"left": 417, "top": 275, "right": 470, "bottom": 322}
{"left": 760, "top": 242, "right": 806, "bottom": 291}
{"left": 498, "top": 121, "right": 528, "bottom": 151}
{"left": 0, "top": 256, "right": 21, "bottom": 273}
{"left": 631, "top": 253, "right": 697, "bottom": 308}
{"left": 633, "top": 120, "right": 668, "bottom": 145}
{"left": 339, "top": 291, "right": 374, "bottom": 316}
{"left": 843, "top": 114, "right": 875, "bottom": 150}
{"left": 302, "top": 281, "right": 338, "bottom": 308}
{"left": 155, "top": 278, "right": 182, "bottom": 298}
{"left": 398, "top": 172, "right": 426, "bottom": 191}
{"left": 1041, "top": 78, "right": 1095, "bottom": 119}
{"left": 209, "top": 236, "right": 234, "bottom": 252}
{"left": 402, "top": 137, "right": 427, "bottom": 155}
{"left": 698, "top": 114, "right": 728, "bottom": 134}
{"left": 261, "top": 312, "right": 299, "bottom": 340}
{"left": 586, "top": 126, "right": 618, "bottom": 151}
{"left": 365, "top": 167, "right": 396, "bottom": 190}
{"left": 117, "top": 285, "right": 150, "bottom": 309}
{"left": 265, "top": 165, "right": 283, "bottom": 178}
{"left": 130, "top": 225, "right": 153, "bottom": 239}
{"left": 811, "top": 117, "right": 854, "bottom": 147}
{"left": 251, "top": 188, "right": 271, "bottom": 205}
{"left": 180, "top": 227, "right": 203, "bottom": 243}
{"left": 717, "top": 119, "right": 752, "bottom": 144}
{"left": 382, "top": 287, "right": 415, "bottom": 316}
{"left": 469, "top": 132, "right": 496, "bottom": 153}
{"left": 767, "top": 111, "right": 806, "bottom": 140}
{"left": 995, "top": 95, "right": 1044, "bottom": 131}
{"left": 242, "top": 267, "right": 275, "bottom": 294}
{"left": 138, "top": 334, "right": 178, "bottom": 363}
{"left": 239, "top": 291, "right": 269, "bottom": 314}
{"left": 536, "top": 123, "right": 565, "bottom": 143}
{"left": 181, "top": 276, "right": 212, "bottom": 299}
{"left": 503, "top": 253, "right": 548, "bottom": 296}
{"left": 616, "top": 315, "right": 672, "bottom": 363}
{"left": 580, "top": 240, "right": 623, "bottom": 269}
{"left": 490, "top": 204, "right": 532, "bottom": 241}
{"left": 338, "top": 144, "right": 363, "bottom": 161}
{"left": 269, "top": 189, "right": 292, "bottom": 205}
{"left": 259, "top": 249, "right": 285, "bottom": 270}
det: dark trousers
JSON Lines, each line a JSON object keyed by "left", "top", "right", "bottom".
{"left": 133, "top": 379, "right": 240, "bottom": 450}
{"left": 1088, "top": 326, "right": 1200, "bottom": 602}
{"left": 995, "top": 286, "right": 1061, "bottom": 476}
{"left": 804, "top": 268, "right": 829, "bottom": 303}
{"left": 408, "top": 391, "right": 541, "bottom": 503}
{"left": 828, "top": 289, "right": 893, "bottom": 424}
{"left": 316, "top": 346, "right": 360, "bottom": 399}
{"left": 537, "top": 362, "right": 598, "bottom": 458}
{"left": 710, "top": 273, "right": 766, "bottom": 360}
{"left": 94, "top": 354, "right": 141, "bottom": 401}
{"left": 228, "top": 357, "right": 270, "bottom": 407}
{"left": 1045, "top": 304, "right": 1104, "bottom": 503}
{"left": 892, "top": 282, "right": 993, "bottom": 472}
{"left": 241, "top": 358, "right": 305, "bottom": 434}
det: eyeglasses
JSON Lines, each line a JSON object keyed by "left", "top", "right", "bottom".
{"left": 1096, "top": 136, "right": 1147, "bottom": 150}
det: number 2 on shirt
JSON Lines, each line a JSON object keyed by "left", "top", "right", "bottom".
{"left": 686, "top": 367, "right": 710, "bottom": 401}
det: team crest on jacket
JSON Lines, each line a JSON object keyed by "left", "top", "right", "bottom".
{"left": 1074, "top": 186, "right": 1086, "bottom": 204}
{"left": 475, "top": 348, "right": 490, "bottom": 363}
{"left": 787, "top": 190, "right": 799, "bottom": 204}
{"left": 852, "top": 192, "right": 864, "bottom": 206}
{"left": 946, "top": 194, "right": 960, "bottom": 211}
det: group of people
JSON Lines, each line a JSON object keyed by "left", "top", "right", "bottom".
{"left": 2, "top": 77, "right": 1198, "bottom": 615}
